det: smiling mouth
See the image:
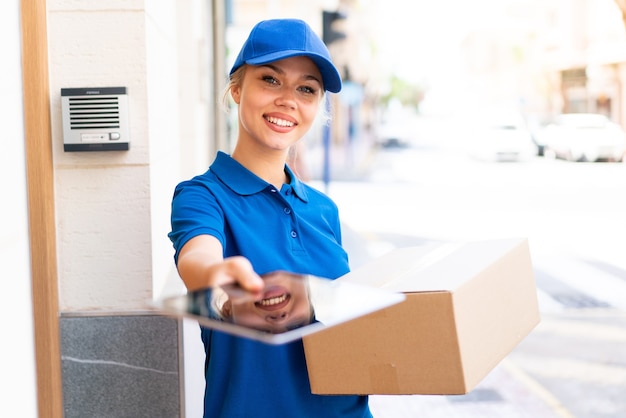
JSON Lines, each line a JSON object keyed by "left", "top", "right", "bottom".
{"left": 256, "top": 293, "right": 290, "bottom": 310}
{"left": 265, "top": 116, "right": 295, "bottom": 127}
{"left": 258, "top": 293, "right": 287, "bottom": 306}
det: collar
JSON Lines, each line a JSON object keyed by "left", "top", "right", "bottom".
{"left": 210, "top": 151, "right": 309, "bottom": 202}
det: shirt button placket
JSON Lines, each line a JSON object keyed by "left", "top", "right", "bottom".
{"left": 284, "top": 207, "right": 296, "bottom": 238}
{"left": 275, "top": 192, "right": 301, "bottom": 249}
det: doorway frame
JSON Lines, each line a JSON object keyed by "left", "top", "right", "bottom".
{"left": 21, "top": 0, "right": 63, "bottom": 416}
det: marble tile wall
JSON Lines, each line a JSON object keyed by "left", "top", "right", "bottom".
{"left": 60, "top": 313, "right": 182, "bottom": 418}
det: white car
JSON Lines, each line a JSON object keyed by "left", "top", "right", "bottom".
{"left": 541, "top": 113, "right": 626, "bottom": 162}
{"left": 469, "top": 112, "right": 537, "bottom": 162}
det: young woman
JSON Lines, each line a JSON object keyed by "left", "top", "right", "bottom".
{"left": 168, "top": 19, "right": 372, "bottom": 418}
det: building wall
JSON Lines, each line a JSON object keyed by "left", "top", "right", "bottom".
{"left": 45, "top": 0, "right": 213, "bottom": 415}
{"left": 541, "top": 0, "right": 626, "bottom": 123}
{"left": 0, "top": 1, "right": 38, "bottom": 416}
{"left": 48, "top": 0, "right": 160, "bottom": 311}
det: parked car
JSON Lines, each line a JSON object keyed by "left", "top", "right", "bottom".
{"left": 468, "top": 111, "right": 537, "bottom": 162}
{"left": 373, "top": 119, "right": 411, "bottom": 148}
{"left": 373, "top": 112, "right": 414, "bottom": 149}
{"left": 540, "top": 113, "right": 626, "bottom": 162}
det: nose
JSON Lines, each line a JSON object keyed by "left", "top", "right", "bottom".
{"left": 275, "top": 89, "right": 296, "bottom": 109}
{"left": 266, "top": 311, "right": 288, "bottom": 322}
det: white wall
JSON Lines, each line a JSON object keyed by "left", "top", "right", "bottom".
{"left": 47, "top": 0, "right": 179, "bottom": 310}
{"left": 144, "top": 0, "right": 186, "bottom": 299}
{"left": 0, "top": 1, "right": 38, "bottom": 415}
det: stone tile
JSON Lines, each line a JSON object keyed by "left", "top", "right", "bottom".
{"left": 60, "top": 314, "right": 181, "bottom": 418}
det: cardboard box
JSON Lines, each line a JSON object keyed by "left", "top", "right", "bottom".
{"left": 303, "top": 238, "right": 540, "bottom": 395}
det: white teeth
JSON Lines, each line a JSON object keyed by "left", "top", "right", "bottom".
{"left": 266, "top": 116, "right": 294, "bottom": 127}
{"left": 259, "top": 294, "right": 287, "bottom": 306}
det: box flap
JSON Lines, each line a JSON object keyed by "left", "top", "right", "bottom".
{"left": 341, "top": 238, "right": 528, "bottom": 293}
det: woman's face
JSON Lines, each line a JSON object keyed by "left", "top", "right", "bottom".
{"left": 231, "top": 56, "right": 324, "bottom": 153}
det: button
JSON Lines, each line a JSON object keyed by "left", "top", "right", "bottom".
{"left": 270, "top": 189, "right": 277, "bottom": 193}
{"left": 290, "top": 231, "right": 297, "bottom": 238}
{"left": 283, "top": 207, "right": 291, "bottom": 215}
{"left": 109, "top": 132, "right": 121, "bottom": 141}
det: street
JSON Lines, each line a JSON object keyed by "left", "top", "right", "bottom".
{"left": 311, "top": 116, "right": 626, "bottom": 418}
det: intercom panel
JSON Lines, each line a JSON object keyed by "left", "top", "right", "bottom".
{"left": 61, "top": 87, "right": 129, "bottom": 151}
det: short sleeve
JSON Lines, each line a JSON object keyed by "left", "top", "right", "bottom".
{"left": 168, "top": 180, "right": 226, "bottom": 264}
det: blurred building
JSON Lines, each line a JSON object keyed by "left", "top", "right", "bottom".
{"left": 544, "top": 0, "right": 626, "bottom": 124}
{"left": 459, "top": 0, "right": 626, "bottom": 126}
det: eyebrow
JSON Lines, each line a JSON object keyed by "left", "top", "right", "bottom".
{"left": 260, "top": 63, "right": 322, "bottom": 86}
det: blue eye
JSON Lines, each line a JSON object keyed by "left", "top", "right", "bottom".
{"left": 299, "top": 86, "right": 316, "bottom": 94}
{"left": 262, "top": 75, "right": 278, "bottom": 85}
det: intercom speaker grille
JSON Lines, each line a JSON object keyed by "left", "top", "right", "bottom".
{"left": 67, "top": 95, "right": 121, "bottom": 130}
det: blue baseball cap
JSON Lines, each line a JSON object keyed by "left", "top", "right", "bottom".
{"left": 230, "top": 19, "right": 342, "bottom": 93}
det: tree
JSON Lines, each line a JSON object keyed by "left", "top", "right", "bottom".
{"left": 381, "top": 76, "right": 425, "bottom": 110}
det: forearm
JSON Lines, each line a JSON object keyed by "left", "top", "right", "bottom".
{"left": 177, "top": 250, "right": 224, "bottom": 291}
{"left": 177, "top": 234, "right": 263, "bottom": 292}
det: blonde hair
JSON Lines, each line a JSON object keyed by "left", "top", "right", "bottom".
{"left": 220, "top": 66, "right": 246, "bottom": 112}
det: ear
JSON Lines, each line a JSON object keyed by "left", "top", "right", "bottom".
{"left": 231, "top": 85, "right": 241, "bottom": 105}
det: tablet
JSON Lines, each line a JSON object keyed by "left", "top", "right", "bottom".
{"left": 150, "top": 270, "right": 405, "bottom": 344}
